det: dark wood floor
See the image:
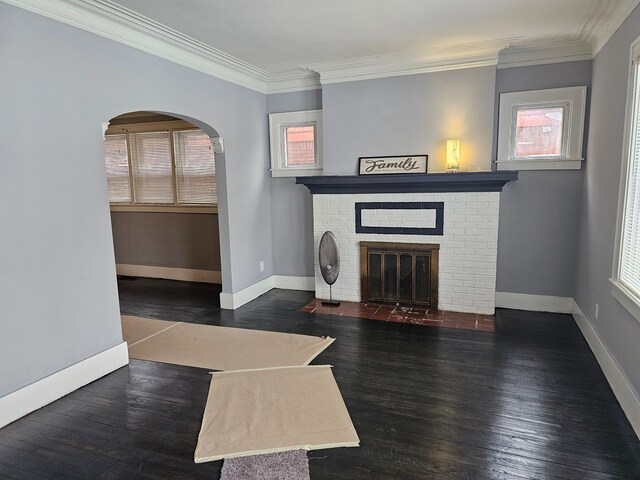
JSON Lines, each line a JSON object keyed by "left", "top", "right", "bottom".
{"left": 1, "top": 277, "right": 639, "bottom": 479}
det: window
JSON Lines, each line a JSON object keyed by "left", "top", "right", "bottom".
{"left": 284, "top": 125, "right": 315, "bottom": 166}
{"left": 129, "top": 131, "right": 174, "bottom": 204}
{"left": 612, "top": 37, "right": 640, "bottom": 323}
{"left": 269, "top": 110, "right": 322, "bottom": 177}
{"left": 514, "top": 106, "right": 564, "bottom": 158}
{"left": 173, "top": 129, "right": 217, "bottom": 204}
{"left": 103, "top": 122, "right": 217, "bottom": 209}
{"left": 104, "top": 134, "right": 131, "bottom": 203}
{"left": 496, "top": 86, "right": 587, "bottom": 171}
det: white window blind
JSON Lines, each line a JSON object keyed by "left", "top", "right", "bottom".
{"left": 173, "top": 129, "right": 217, "bottom": 204}
{"left": 620, "top": 51, "right": 640, "bottom": 298}
{"left": 129, "top": 131, "right": 174, "bottom": 204}
{"left": 104, "top": 134, "right": 131, "bottom": 203}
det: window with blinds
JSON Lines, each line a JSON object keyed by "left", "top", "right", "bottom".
{"left": 610, "top": 38, "right": 640, "bottom": 323}
{"left": 104, "top": 134, "right": 131, "bottom": 203}
{"left": 130, "top": 131, "right": 174, "bottom": 204}
{"left": 173, "top": 129, "right": 217, "bottom": 204}
{"left": 618, "top": 46, "right": 640, "bottom": 300}
{"left": 103, "top": 126, "right": 217, "bottom": 206}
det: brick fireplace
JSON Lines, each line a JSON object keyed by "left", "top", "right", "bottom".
{"left": 297, "top": 172, "right": 517, "bottom": 315}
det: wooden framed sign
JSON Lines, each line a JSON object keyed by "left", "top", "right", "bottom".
{"left": 358, "top": 155, "right": 428, "bottom": 175}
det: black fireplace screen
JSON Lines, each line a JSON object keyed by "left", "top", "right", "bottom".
{"left": 360, "top": 242, "right": 439, "bottom": 309}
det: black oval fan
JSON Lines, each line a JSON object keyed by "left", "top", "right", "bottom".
{"left": 319, "top": 231, "right": 341, "bottom": 306}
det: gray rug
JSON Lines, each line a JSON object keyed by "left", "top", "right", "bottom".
{"left": 220, "top": 450, "right": 310, "bottom": 480}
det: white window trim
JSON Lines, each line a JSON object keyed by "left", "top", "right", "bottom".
{"left": 269, "top": 110, "right": 322, "bottom": 177}
{"left": 610, "top": 279, "right": 640, "bottom": 324}
{"left": 611, "top": 35, "right": 640, "bottom": 325}
{"left": 496, "top": 86, "right": 587, "bottom": 171}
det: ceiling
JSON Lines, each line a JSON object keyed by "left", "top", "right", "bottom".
{"left": 112, "top": 0, "right": 635, "bottom": 73}
{"left": 5, "top": 0, "right": 640, "bottom": 92}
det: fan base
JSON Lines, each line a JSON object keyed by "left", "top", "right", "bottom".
{"left": 321, "top": 300, "right": 341, "bottom": 306}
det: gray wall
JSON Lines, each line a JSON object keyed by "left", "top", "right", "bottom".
{"left": 0, "top": 3, "right": 272, "bottom": 397}
{"left": 267, "top": 90, "right": 322, "bottom": 277}
{"left": 266, "top": 90, "right": 322, "bottom": 114}
{"left": 267, "top": 70, "right": 520, "bottom": 280}
{"left": 322, "top": 67, "right": 497, "bottom": 175}
{"left": 495, "top": 61, "right": 592, "bottom": 296}
{"left": 315, "top": 64, "right": 589, "bottom": 298}
{"left": 497, "top": 171, "right": 584, "bottom": 296}
{"left": 111, "top": 213, "right": 221, "bottom": 271}
{"left": 491, "top": 61, "right": 593, "bottom": 162}
{"left": 265, "top": 65, "right": 593, "bottom": 294}
{"left": 574, "top": 5, "right": 640, "bottom": 396}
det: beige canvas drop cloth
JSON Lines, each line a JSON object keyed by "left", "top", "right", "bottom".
{"left": 122, "top": 316, "right": 334, "bottom": 371}
{"left": 121, "top": 315, "right": 180, "bottom": 346}
{"left": 194, "top": 365, "right": 360, "bottom": 462}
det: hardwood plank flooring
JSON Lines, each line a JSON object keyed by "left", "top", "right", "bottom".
{"left": 1, "top": 277, "right": 638, "bottom": 479}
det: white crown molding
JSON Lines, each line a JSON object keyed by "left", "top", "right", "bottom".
{"left": 266, "top": 70, "right": 321, "bottom": 94}
{"left": 7, "top": 0, "right": 640, "bottom": 93}
{"left": 497, "top": 39, "right": 593, "bottom": 69}
{"left": 2, "top": 0, "right": 270, "bottom": 93}
{"left": 581, "top": 0, "right": 640, "bottom": 56}
{"left": 301, "top": 38, "right": 521, "bottom": 85}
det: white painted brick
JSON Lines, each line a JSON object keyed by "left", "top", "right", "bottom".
{"left": 474, "top": 300, "right": 494, "bottom": 308}
{"left": 313, "top": 191, "right": 500, "bottom": 313}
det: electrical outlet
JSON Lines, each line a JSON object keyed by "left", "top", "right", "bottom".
{"left": 259, "top": 260, "right": 265, "bottom": 272}
{"left": 595, "top": 304, "right": 599, "bottom": 321}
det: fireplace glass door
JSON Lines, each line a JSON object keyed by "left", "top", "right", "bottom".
{"left": 360, "top": 242, "right": 439, "bottom": 309}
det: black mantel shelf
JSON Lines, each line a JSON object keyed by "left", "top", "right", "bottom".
{"left": 296, "top": 171, "right": 518, "bottom": 195}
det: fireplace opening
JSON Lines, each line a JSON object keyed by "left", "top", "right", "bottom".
{"left": 360, "top": 242, "right": 439, "bottom": 309}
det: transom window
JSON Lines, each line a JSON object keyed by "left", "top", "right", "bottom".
{"left": 269, "top": 110, "right": 323, "bottom": 177}
{"left": 103, "top": 120, "right": 217, "bottom": 207}
{"left": 496, "top": 86, "right": 587, "bottom": 171}
{"left": 514, "top": 106, "right": 565, "bottom": 158}
{"left": 284, "top": 125, "right": 315, "bottom": 167}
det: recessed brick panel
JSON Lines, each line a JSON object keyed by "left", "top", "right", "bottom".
{"left": 355, "top": 201, "right": 443, "bottom": 235}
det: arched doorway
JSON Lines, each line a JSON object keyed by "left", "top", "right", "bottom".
{"left": 102, "top": 111, "right": 229, "bottom": 312}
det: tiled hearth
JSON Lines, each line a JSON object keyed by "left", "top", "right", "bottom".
{"left": 300, "top": 298, "right": 495, "bottom": 332}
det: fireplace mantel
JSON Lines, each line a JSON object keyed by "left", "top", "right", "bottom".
{"left": 296, "top": 171, "right": 518, "bottom": 195}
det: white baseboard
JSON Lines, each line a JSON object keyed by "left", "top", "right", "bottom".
{"left": 273, "top": 275, "right": 314, "bottom": 291}
{"left": 572, "top": 300, "right": 640, "bottom": 439}
{"left": 0, "top": 342, "right": 129, "bottom": 429}
{"left": 116, "top": 264, "right": 221, "bottom": 284}
{"left": 219, "top": 275, "right": 314, "bottom": 310}
{"left": 495, "top": 292, "right": 573, "bottom": 313}
{"left": 220, "top": 276, "right": 275, "bottom": 310}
